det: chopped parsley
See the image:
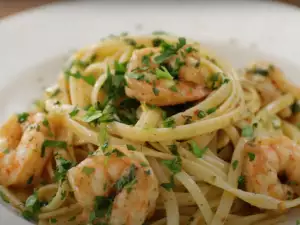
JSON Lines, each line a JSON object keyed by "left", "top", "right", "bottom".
{"left": 247, "top": 152, "right": 256, "bottom": 161}
{"left": 223, "top": 78, "right": 230, "bottom": 84}
{"left": 65, "top": 70, "right": 96, "bottom": 86}
{"left": 82, "top": 167, "right": 95, "bottom": 176}
{"left": 162, "top": 156, "right": 182, "bottom": 174}
{"left": 162, "top": 117, "right": 176, "bottom": 128}
{"left": 189, "top": 141, "right": 208, "bottom": 158}
{"left": 103, "top": 64, "right": 127, "bottom": 104}
{"left": 154, "top": 37, "right": 186, "bottom": 64}
{"left": 42, "top": 118, "right": 54, "bottom": 137}
{"left": 17, "top": 112, "right": 29, "bottom": 123}
{"left": 238, "top": 175, "right": 245, "bottom": 188}
{"left": 69, "top": 107, "right": 79, "bottom": 117}
{"left": 114, "top": 61, "right": 127, "bottom": 75}
{"left": 54, "top": 158, "right": 75, "bottom": 181}
{"left": 155, "top": 66, "right": 173, "bottom": 80}
{"left": 126, "top": 144, "right": 136, "bottom": 151}
{"left": 114, "top": 164, "right": 137, "bottom": 193}
{"left": 241, "top": 125, "right": 254, "bottom": 138}
{"left": 61, "top": 190, "right": 66, "bottom": 200}
{"left": 161, "top": 175, "right": 175, "bottom": 191}
{"left": 126, "top": 72, "right": 145, "bottom": 80}
{"left": 207, "top": 107, "right": 217, "bottom": 115}
{"left": 3, "top": 149, "right": 9, "bottom": 154}
{"left": 197, "top": 110, "right": 206, "bottom": 118}
{"left": 185, "top": 46, "right": 197, "bottom": 53}
{"left": 83, "top": 105, "right": 115, "bottom": 124}
{"left": 89, "top": 196, "right": 113, "bottom": 223}
{"left": 41, "top": 140, "right": 67, "bottom": 158}
{"left": 208, "top": 72, "right": 223, "bottom": 90}
{"left": 142, "top": 54, "right": 152, "bottom": 66}
{"left": 22, "top": 192, "right": 41, "bottom": 221}
{"left": 232, "top": 160, "right": 239, "bottom": 170}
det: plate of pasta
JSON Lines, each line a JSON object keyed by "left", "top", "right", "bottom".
{"left": 1, "top": 1, "right": 300, "bottom": 225}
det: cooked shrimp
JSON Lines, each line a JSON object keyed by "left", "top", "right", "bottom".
{"left": 0, "top": 113, "right": 55, "bottom": 187}
{"left": 125, "top": 44, "right": 212, "bottom": 106}
{"left": 243, "top": 135, "right": 300, "bottom": 200}
{"left": 67, "top": 146, "right": 159, "bottom": 225}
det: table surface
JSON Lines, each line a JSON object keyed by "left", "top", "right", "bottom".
{"left": 0, "top": 0, "right": 300, "bottom": 18}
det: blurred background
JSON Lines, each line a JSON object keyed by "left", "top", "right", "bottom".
{"left": 0, "top": 0, "right": 300, "bottom": 18}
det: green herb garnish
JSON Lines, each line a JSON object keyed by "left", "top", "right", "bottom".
{"left": 126, "top": 144, "right": 136, "bottom": 151}
{"left": 197, "top": 110, "right": 206, "bottom": 118}
{"left": 207, "top": 107, "right": 217, "bottom": 115}
{"left": 162, "top": 157, "right": 182, "bottom": 174}
{"left": 162, "top": 117, "right": 176, "bottom": 128}
{"left": 190, "top": 141, "right": 208, "bottom": 158}
{"left": 54, "top": 157, "right": 75, "bottom": 181}
{"left": 127, "top": 72, "right": 145, "bottom": 80}
{"left": 248, "top": 152, "right": 256, "bottom": 161}
{"left": 17, "top": 112, "right": 29, "bottom": 123}
{"left": 114, "top": 164, "right": 137, "bottom": 193}
{"left": 155, "top": 66, "right": 173, "bottom": 80}
{"left": 232, "top": 160, "right": 239, "bottom": 170}
{"left": 69, "top": 107, "right": 79, "bottom": 117}
{"left": 238, "top": 175, "right": 246, "bottom": 188}
{"left": 41, "top": 140, "right": 67, "bottom": 157}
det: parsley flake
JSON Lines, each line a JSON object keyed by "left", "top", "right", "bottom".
{"left": 69, "top": 107, "right": 79, "bottom": 117}
{"left": 17, "top": 112, "right": 29, "bottom": 123}
{"left": 41, "top": 140, "right": 67, "bottom": 157}
{"left": 155, "top": 66, "right": 173, "bottom": 80}
{"left": 190, "top": 141, "right": 208, "bottom": 158}
{"left": 248, "top": 152, "right": 256, "bottom": 161}
{"left": 232, "top": 160, "right": 239, "bottom": 170}
{"left": 207, "top": 107, "right": 217, "bottom": 115}
{"left": 162, "top": 157, "right": 182, "bottom": 174}
{"left": 197, "top": 110, "right": 206, "bottom": 118}
{"left": 126, "top": 144, "right": 136, "bottom": 151}
{"left": 162, "top": 117, "right": 176, "bottom": 128}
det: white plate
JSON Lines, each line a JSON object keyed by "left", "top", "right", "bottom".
{"left": 1, "top": 0, "right": 300, "bottom": 224}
